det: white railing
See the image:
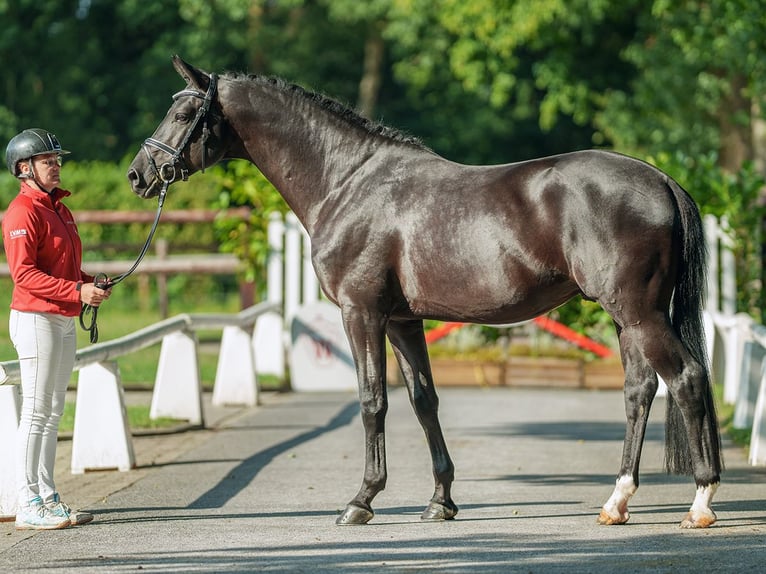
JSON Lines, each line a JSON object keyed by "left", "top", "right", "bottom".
{"left": 0, "top": 301, "right": 280, "bottom": 518}
{"left": 703, "top": 214, "right": 766, "bottom": 467}
{"left": 0, "top": 209, "right": 337, "bottom": 518}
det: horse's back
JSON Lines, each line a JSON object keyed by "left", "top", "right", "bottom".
{"left": 316, "top": 147, "right": 682, "bottom": 324}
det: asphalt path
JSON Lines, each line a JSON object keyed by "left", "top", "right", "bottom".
{"left": 1, "top": 386, "right": 764, "bottom": 573}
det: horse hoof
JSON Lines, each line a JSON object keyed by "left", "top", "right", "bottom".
{"left": 421, "top": 500, "right": 458, "bottom": 521}
{"left": 336, "top": 504, "right": 374, "bottom": 525}
{"left": 680, "top": 510, "right": 716, "bottom": 529}
{"left": 597, "top": 508, "right": 629, "bottom": 525}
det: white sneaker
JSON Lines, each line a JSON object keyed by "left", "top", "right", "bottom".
{"left": 46, "top": 493, "right": 94, "bottom": 526}
{"left": 15, "top": 497, "right": 70, "bottom": 530}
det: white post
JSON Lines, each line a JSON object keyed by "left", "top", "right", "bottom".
{"left": 151, "top": 331, "right": 204, "bottom": 426}
{"left": 301, "top": 224, "right": 319, "bottom": 306}
{"left": 71, "top": 361, "right": 135, "bottom": 473}
{"left": 255, "top": 213, "right": 286, "bottom": 380}
{"left": 719, "top": 314, "right": 753, "bottom": 405}
{"left": 719, "top": 216, "right": 737, "bottom": 316}
{"left": 703, "top": 311, "right": 715, "bottom": 373}
{"left": 266, "top": 212, "right": 284, "bottom": 308}
{"left": 704, "top": 215, "right": 719, "bottom": 314}
{"left": 284, "top": 212, "right": 302, "bottom": 324}
{"left": 749, "top": 361, "right": 766, "bottom": 465}
{"left": 212, "top": 325, "right": 259, "bottom": 406}
{"left": 733, "top": 339, "right": 766, "bottom": 428}
{"left": 0, "top": 385, "right": 21, "bottom": 518}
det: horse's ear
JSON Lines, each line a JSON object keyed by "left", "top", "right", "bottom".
{"left": 171, "top": 54, "right": 210, "bottom": 92}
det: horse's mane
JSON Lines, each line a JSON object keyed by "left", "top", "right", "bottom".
{"left": 224, "top": 72, "right": 428, "bottom": 150}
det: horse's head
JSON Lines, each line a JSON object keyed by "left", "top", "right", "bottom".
{"left": 127, "top": 55, "right": 228, "bottom": 199}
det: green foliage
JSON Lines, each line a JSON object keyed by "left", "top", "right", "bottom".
{"left": 596, "top": 0, "right": 766, "bottom": 158}
{"left": 650, "top": 151, "right": 766, "bottom": 319}
{"left": 209, "top": 160, "right": 290, "bottom": 295}
{"left": 550, "top": 297, "right": 619, "bottom": 350}
{"left": 386, "top": 0, "right": 641, "bottom": 138}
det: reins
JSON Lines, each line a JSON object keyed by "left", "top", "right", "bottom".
{"left": 79, "top": 184, "right": 168, "bottom": 343}
{"left": 79, "top": 74, "right": 218, "bottom": 343}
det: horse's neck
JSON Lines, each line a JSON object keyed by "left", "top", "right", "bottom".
{"left": 225, "top": 82, "right": 375, "bottom": 233}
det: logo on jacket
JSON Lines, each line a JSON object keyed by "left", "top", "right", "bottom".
{"left": 9, "top": 229, "right": 28, "bottom": 238}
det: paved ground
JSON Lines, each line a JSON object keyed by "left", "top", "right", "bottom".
{"left": 1, "top": 386, "right": 764, "bottom": 573}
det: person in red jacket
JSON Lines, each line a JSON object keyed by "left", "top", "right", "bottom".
{"left": 3, "top": 128, "right": 111, "bottom": 530}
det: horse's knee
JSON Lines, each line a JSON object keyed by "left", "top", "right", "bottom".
{"left": 359, "top": 395, "right": 388, "bottom": 426}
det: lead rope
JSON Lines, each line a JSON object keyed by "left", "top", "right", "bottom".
{"left": 79, "top": 184, "right": 168, "bottom": 343}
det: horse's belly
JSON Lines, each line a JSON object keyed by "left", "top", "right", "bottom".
{"left": 402, "top": 274, "right": 578, "bottom": 324}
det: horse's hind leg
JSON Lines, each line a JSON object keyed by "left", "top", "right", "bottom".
{"left": 599, "top": 324, "right": 659, "bottom": 525}
{"left": 614, "top": 316, "right": 721, "bottom": 528}
{"left": 387, "top": 319, "right": 458, "bottom": 520}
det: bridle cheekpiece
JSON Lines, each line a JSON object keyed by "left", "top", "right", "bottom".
{"left": 142, "top": 73, "right": 219, "bottom": 190}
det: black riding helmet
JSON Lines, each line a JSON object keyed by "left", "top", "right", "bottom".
{"left": 5, "top": 128, "right": 70, "bottom": 178}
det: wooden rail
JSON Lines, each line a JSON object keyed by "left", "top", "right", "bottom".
{"left": 0, "top": 208, "right": 249, "bottom": 277}
{"left": 0, "top": 208, "right": 252, "bottom": 313}
{"left": 0, "top": 253, "right": 241, "bottom": 278}
{"left": 0, "top": 207, "right": 251, "bottom": 224}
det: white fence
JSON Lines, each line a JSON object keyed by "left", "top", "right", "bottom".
{"left": 703, "top": 214, "right": 766, "bottom": 466}
{"left": 0, "top": 301, "right": 279, "bottom": 517}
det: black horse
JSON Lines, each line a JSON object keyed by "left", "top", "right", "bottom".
{"left": 128, "top": 56, "right": 723, "bottom": 528}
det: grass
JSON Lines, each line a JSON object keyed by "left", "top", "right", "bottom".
{"left": 59, "top": 403, "right": 183, "bottom": 433}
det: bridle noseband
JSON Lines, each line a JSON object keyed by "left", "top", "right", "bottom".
{"left": 142, "top": 73, "right": 219, "bottom": 188}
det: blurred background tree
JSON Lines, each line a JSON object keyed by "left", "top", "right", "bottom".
{"left": 1, "top": 0, "right": 765, "bottom": 327}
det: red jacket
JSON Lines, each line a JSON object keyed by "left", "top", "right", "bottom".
{"left": 2, "top": 182, "right": 93, "bottom": 316}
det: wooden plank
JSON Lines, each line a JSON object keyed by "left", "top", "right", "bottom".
{"left": 0, "top": 254, "right": 240, "bottom": 277}
{"left": 0, "top": 207, "right": 251, "bottom": 224}
{"left": 505, "top": 356, "right": 583, "bottom": 388}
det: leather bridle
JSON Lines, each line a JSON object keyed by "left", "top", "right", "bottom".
{"left": 142, "top": 73, "right": 219, "bottom": 190}
{"left": 80, "top": 74, "right": 219, "bottom": 343}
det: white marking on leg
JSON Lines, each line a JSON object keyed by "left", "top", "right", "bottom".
{"left": 682, "top": 482, "right": 718, "bottom": 528}
{"left": 600, "top": 475, "right": 637, "bottom": 524}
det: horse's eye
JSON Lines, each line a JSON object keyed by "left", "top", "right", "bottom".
{"left": 175, "top": 113, "right": 189, "bottom": 123}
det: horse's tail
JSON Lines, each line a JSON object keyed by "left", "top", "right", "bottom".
{"left": 664, "top": 177, "right": 723, "bottom": 475}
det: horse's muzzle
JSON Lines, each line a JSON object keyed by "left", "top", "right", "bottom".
{"left": 126, "top": 167, "right": 159, "bottom": 199}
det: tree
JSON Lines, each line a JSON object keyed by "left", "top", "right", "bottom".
{"left": 0, "top": 0, "right": 254, "bottom": 162}
{"left": 596, "top": 0, "right": 766, "bottom": 172}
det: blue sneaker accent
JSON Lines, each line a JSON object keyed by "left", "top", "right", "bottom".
{"left": 46, "top": 493, "right": 93, "bottom": 526}
{"left": 15, "top": 497, "right": 70, "bottom": 530}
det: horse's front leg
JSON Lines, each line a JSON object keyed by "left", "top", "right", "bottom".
{"left": 599, "top": 326, "right": 658, "bottom": 525}
{"left": 336, "top": 305, "right": 389, "bottom": 525}
{"left": 387, "top": 319, "right": 458, "bottom": 521}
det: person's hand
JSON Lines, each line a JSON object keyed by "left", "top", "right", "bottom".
{"left": 79, "top": 282, "right": 112, "bottom": 307}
